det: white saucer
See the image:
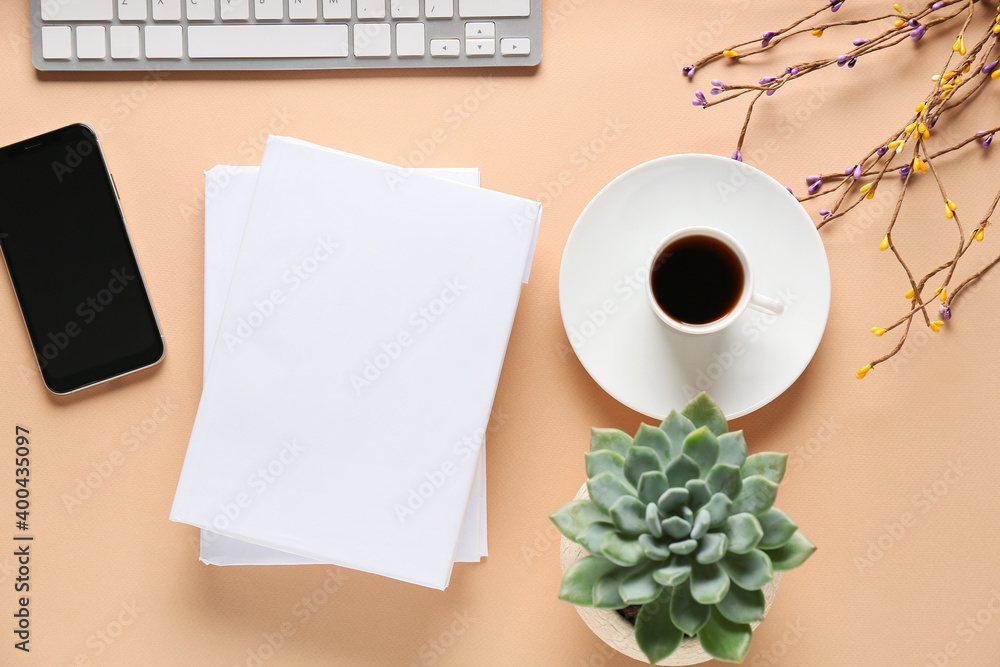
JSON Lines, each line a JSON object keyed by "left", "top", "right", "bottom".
{"left": 559, "top": 154, "right": 831, "bottom": 419}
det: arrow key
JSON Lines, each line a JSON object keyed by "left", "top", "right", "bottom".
{"left": 466, "top": 37, "right": 494, "bottom": 56}
{"left": 430, "top": 38, "right": 461, "bottom": 57}
{"left": 500, "top": 37, "right": 529, "bottom": 56}
{"left": 465, "top": 22, "right": 495, "bottom": 39}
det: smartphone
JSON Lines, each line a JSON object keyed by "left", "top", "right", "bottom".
{"left": 0, "top": 123, "right": 164, "bottom": 394}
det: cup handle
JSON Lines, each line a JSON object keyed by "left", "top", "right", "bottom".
{"left": 748, "top": 292, "right": 785, "bottom": 316}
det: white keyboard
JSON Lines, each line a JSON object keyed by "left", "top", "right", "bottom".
{"left": 30, "top": 0, "right": 541, "bottom": 71}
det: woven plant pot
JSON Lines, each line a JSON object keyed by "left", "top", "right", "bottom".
{"left": 559, "top": 483, "right": 781, "bottom": 666}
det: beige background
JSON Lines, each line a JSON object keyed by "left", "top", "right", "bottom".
{"left": 3, "top": 1, "right": 1000, "bottom": 665}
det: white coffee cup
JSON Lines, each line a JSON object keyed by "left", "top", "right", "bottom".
{"left": 647, "top": 226, "right": 785, "bottom": 335}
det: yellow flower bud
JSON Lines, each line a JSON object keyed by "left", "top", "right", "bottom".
{"left": 929, "top": 320, "right": 944, "bottom": 332}
{"left": 915, "top": 101, "right": 926, "bottom": 113}
{"left": 894, "top": 19, "right": 906, "bottom": 27}
{"left": 939, "top": 287, "right": 947, "bottom": 302}
{"left": 943, "top": 71, "right": 955, "bottom": 80}
{"left": 871, "top": 327, "right": 886, "bottom": 336}
{"left": 723, "top": 50, "right": 739, "bottom": 58}
{"left": 953, "top": 35, "right": 966, "bottom": 55}
{"left": 893, "top": 3, "right": 903, "bottom": 12}
{"left": 905, "top": 122, "right": 917, "bottom": 134}
{"left": 947, "top": 199, "right": 957, "bottom": 211}
{"left": 860, "top": 182, "right": 874, "bottom": 194}
{"left": 879, "top": 234, "right": 889, "bottom": 251}
{"left": 993, "top": 70, "right": 1000, "bottom": 79}
{"left": 919, "top": 123, "right": 929, "bottom": 140}
{"left": 905, "top": 288, "right": 915, "bottom": 299}
{"left": 856, "top": 364, "right": 872, "bottom": 379}
{"left": 976, "top": 228, "right": 985, "bottom": 242}
{"left": 812, "top": 29, "right": 824, "bottom": 37}
{"left": 888, "top": 140, "right": 903, "bottom": 149}
{"left": 994, "top": 24, "right": 1000, "bottom": 34}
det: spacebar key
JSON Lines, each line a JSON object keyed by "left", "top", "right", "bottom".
{"left": 459, "top": 0, "right": 529, "bottom": 17}
{"left": 188, "top": 25, "right": 349, "bottom": 59}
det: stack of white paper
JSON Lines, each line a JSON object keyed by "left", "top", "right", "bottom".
{"left": 171, "top": 137, "right": 542, "bottom": 590}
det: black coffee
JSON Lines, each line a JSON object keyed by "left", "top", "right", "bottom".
{"left": 650, "top": 234, "right": 745, "bottom": 325}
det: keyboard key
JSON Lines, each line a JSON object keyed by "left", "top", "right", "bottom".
{"left": 500, "top": 36, "right": 528, "bottom": 55}
{"left": 288, "top": 0, "right": 318, "bottom": 19}
{"left": 353, "top": 23, "right": 390, "bottom": 56}
{"left": 188, "top": 24, "right": 349, "bottom": 57}
{"left": 425, "top": 1, "right": 453, "bottom": 18}
{"left": 465, "top": 37, "right": 493, "bottom": 56}
{"left": 322, "top": 0, "right": 351, "bottom": 19}
{"left": 41, "top": 26, "right": 72, "bottom": 59}
{"left": 221, "top": 0, "right": 250, "bottom": 19}
{"left": 465, "top": 22, "right": 493, "bottom": 39}
{"left": 145, "top": 25, "right": 182, "bottom": 57}
{"left": 390, "top": 0, "right": 419, "bottom": 19}
{"left": 396, "top": 22, "right": 424, "bottom": 56}
{"left": 357, "top": 0, "right": 385, "bottom": 19}
{"left": 430, "top": 38, "right": 458, "bottom": 56}
{"left": 255, "top": 0, "right": 283, "bottom": 19}
{"left": 110, "top": 25, "right": 141, "bottom": 58}
{"left": 459, "top": 0, "right": 528, "bottom": 17}
{"left": 152, "top": 0, "right": 182, "bottom": 20}
{"left": 42, "top": 0, "right": 113, "bottom": 21}
{"left": 117, "top": 0, "right": 147, "bottom": 21}
{"left": 77, "top": 25, "right": 106, "bottom": 58}
{"left": 186, "top": 0, "right": 215, "bottom": 20}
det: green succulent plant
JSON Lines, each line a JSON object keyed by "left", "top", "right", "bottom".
{"left": 551, "top": 393, "right": 815, "bottom": 664}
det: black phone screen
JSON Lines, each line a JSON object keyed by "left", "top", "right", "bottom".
{"left": 0, "top": 124, "right": 163, "bottom": 394}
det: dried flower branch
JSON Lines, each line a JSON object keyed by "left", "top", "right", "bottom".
{"left": 686, "top": 0, "right": 1000, "bottom": 378}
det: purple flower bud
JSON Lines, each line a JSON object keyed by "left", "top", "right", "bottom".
{"left": 711, "top": 79, "right": 725, "bottom": 88}
{"left": 853, "top": 38, "right": 869, "bottom": 46}
{"left": 758, "top": 76, "right": 777, "bottom": 84}
{"left": 731, "top": 150, "right": 743, "bottom": 162}
{"left": 984, "top": 134, "right": 993, "bottom": 148}
{"left": 692, "top": 99, "right": 705, "bottom": 107}
{"left": 682, "top": 66, "right": 696, "bottom": 78}
{"left": 808, "top": 180, "right": 822, "bottom": 194}
{"left": 845, "top": 166, "right": 854, "bottom": 175}
{"left": 837, "top": 54, "right": 850, "bottom": 66}
{"left": 908, "top": 18, "right": 919, "bottom": 27}
{"left": 785, "top": 67, "right": 800, "bottom": 75}
{"left": 853, "top": 164, "right": 863, "bottom": 180}
{"left": 899, "top": 165, "right": 911, "bottom": 180}
{"left": 984, "top": 60, "right": 999, "bottom": 74}
{"left": 931, "top": 1, "right": 943, "bottom": 8}
{"left": 930, "top": 115, "right": 939, "bottom": 128}
{"left": 695, "top": 90, "right": 706, "bottom": 103}
{"left": 785, "top": 186, "right": 795, "bottom": 196}
{"left": 831, "top": 1, "right": 843, "bottom": 11}
{"left": 910, "top": 25, "right": 926, "bottom": 41}
{"left": 711, "top": 88, "right": 723, "bottom": 95}
{"left": 819, "top": 208, "right": 833, "bottom": 219}
{"left": 848, "top": 57, "right": 857, "bottom": 68}
{"left": 939, "top": 305, "right": 951, "bottom": 320}
{"left": 806, "top": 174, "right": 822, "bottom": 184}
{"left": 877, "top": 145, "right": 888, "bottom": 156}
{"left": 766, "top": 89, "right": 776, "bottom": 96}
{"left": 762, "top": 31, "right": 778, "bottom": 47}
